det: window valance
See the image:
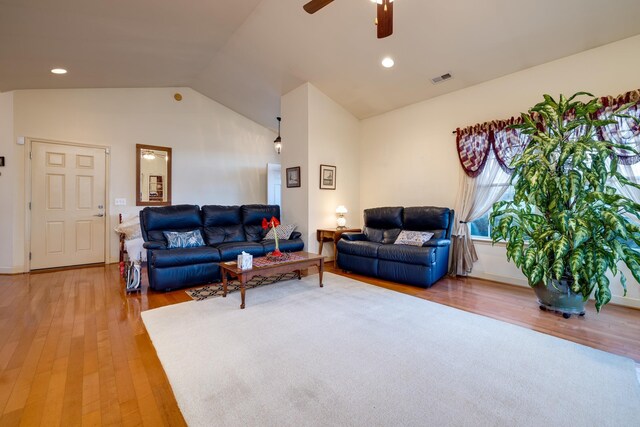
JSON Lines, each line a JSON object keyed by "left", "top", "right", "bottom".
{"left": 456, "top": 89, "right": 640, "bottom": 177}
{"left": 598, "top": 89, "right": 640, "bottom": 165}
{"left": 456, "top": 118, "right": 528, "bottom": 177}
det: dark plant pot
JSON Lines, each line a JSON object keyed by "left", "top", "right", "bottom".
{"left": 533, "top": 278, "right": 586, "bottom": 319}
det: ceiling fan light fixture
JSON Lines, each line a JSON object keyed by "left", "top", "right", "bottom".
{"left": 381, "top": 57, "right": 395, "bottom": 68}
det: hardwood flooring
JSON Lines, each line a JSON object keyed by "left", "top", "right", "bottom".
{"left": 0, "top": 263, "right": 638, "bottom": 426}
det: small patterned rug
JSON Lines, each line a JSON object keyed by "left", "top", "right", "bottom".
{"left": 185, "top": 272, "right": 299, "bottom": 301}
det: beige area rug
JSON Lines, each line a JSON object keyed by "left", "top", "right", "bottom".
{"left": 142, "top": 273, "right": 640, "bottom": 427}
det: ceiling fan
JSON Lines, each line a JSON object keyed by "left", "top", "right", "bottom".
{"left": 303, "top": 0, "right": 394, "bottom": 39}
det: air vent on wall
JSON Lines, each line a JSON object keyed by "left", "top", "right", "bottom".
{"left": 431, "top": 72, "right": 453, "bottom": 84}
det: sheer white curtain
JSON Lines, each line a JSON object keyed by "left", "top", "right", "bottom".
{"left": 613, "top": 163, "right": 640, "bottom": 203}
{"left": 449, "top": 151, "right": 511, "bottom": 276}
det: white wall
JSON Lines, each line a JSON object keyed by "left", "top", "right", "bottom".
{"left": 281, "top": 84, "right": 310, "bottom": 247}
{"left": 0, "top": 92, "right": 16, "bottom": 272}
{"left": 307, "top": 84, "right": 360, "bottom": 257}
{"left": 281, "top": 83, "right": 361, "bottom": 259}
{"left": 360, "top": 35, "right": 640, "bottom": 308}
{"left": 1, "top": 87, "right": 278, "bottom": 270}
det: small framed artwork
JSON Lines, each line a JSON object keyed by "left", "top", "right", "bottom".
{"left": 319, "top": 164, "right": 336, "bottom": 190}
{"left": 286, "top": 166, "right": 301, "bottom": 188}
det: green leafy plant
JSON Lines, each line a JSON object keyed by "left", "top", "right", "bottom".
{"left": 490, "top": 92, "right": 640, "bottom": 311}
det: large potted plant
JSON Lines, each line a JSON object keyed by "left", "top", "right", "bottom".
{"left": 490, "top": 92, "right": 640, "bottom": 317}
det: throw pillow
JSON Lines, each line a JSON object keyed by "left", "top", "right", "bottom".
{"left": 114, "top": 216, "right": 142, "bottom": 240}
{"left": 263, "top": 224, "right": 296, "bottom": 240}
{"left": 163, "top": 230, "right": 206, "bottom": 249}
{"left": 393, "top": 230, "right": 434, "bottom": 247}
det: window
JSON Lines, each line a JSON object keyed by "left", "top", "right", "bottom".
{"left": 469, "top": 185, "right": 515, "bottom": 238}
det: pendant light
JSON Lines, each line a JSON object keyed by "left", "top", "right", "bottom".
{"left": 274, "top": 117, "right": 282, "bottom": 154}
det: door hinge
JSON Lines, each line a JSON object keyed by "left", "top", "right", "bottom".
{"left": 29, "top": 252, "right": 32, "bottom": 260}
{"left": 29, "top": 202, "right": 31, "bottom": 210}
{"left": 29, "top": 152, "right": 32, "bottom": 159}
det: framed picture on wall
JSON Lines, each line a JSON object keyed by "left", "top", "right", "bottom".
{"left": 319, "top": 164, "right": 336, "bottom": 190}
{"left": 286, "top": 166, "right": 301, "bottom": 188}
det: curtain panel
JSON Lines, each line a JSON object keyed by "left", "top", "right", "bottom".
{"left": 449, "top": 152, "right": 511, "bottom": 276}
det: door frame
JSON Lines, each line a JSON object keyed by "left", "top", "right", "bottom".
{"left": 24, "top": 137, "right": 111, "bottom": 271}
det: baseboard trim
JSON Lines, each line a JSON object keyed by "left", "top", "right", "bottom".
{"left": 468, "top": 273, "right": 640, "bottom": 310}
{"left": 0, "top": 266, "right": 27, "bottom": 275}
{"left": 468, "top": 272, "right": 529, "bottom": 288}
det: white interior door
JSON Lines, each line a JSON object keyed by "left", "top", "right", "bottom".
{"left": 267, "top": 163, "right": 281, "bottom": 206}
{"left": 30, "top": 141, "right": 106, "bottom": 270}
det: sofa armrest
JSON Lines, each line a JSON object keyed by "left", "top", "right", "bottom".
{"left": 423, "top": 238, "right": 451, "bottom": 247}
{"left": 290, "top": 231, "right": 302, "bottom": 240}
{"left": 341, "top": 232, "right": 367, "bottom": 242}
{"left": 143, "top": 240, "right": 167, "bottom": 250}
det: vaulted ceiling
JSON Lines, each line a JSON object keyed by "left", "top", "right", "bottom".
{"left": 2, "top": 0, "right": 640, "bottom": 129}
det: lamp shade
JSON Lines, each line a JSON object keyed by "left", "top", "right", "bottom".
{"left": 336, "top": 205, "right": 348, "bottom": 214}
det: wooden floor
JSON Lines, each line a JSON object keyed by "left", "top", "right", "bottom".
{"left": 0, "top": 263, "right": 638, "bottom": 426}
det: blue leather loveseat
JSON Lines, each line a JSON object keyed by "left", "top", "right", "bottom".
{"left": 140, "top": 204, "right": 303, "bottom": 291}
{"left": 336, "top": 206, "right": 453, "bottom": 287}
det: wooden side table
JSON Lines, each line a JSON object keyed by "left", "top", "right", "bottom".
{"left": 316, "top": 228, "right": 361, "bottom": 263}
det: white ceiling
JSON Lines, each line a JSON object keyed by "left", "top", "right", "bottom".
{"left": 2, "top": 0, "right": 640, "bottom": 129}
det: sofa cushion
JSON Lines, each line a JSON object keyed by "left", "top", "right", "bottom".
{"left": 202, "top": 205, "right": 242, "bottom": 226}
{"left": 242, "top": 204, "right": 280, "bottom": 242}
{"left": 152, "top": 246, "right": 221, "bottom": 268}
{"left": 261, "top": 238, "right": 304, "bottom": 254}
{"left": 394, "top": 230, "right": 434, "bottom": 247}
{"left": 403, "top": 207, "right": 451, "bottom": 232}
{"left": 202, "top": 224, "right": 245, "bottom": 246}
{"left": 216, "top": 242, "right": 265, "bottom": 261}
{"left": 141, "top": 205, "right": 203, "bottom": 242}
{"left": 363, "top": 207, "right": 403, "bottom": 229}
{"left": 163, "top": 230, "right": 206, "bottom": 249}
{"left": 424, "top": 238, "right": 451, "bottom": 247}
{"left": 364, "top": 227, "right": 401, "bottom": 244}
{"left": 200, "top": 205, "right": 245, "bottom": 245}
{"left": 263, "top": 224, "right": 296, "bottom": 240}
{"left": 336, "top": 240, "right": 382, "bottom": 258}
{"left": 378, "top": 245, "right": 436, "bottom": 266}
{"left": 341, "top": 232, "right": 367, "bottom": 242}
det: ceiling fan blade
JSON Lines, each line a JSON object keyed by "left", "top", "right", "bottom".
{"left": 377, "top": 0, "right": 393, "bottom": 39}
{"left": 303, "top": 0, "right": 334, "bottom": 14}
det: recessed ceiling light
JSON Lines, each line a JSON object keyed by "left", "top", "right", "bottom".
{"left": 50, "top": 68, "right": 67, "bottom": 75}
{"left": 381, "top": 57, "right": 395, "bottom": 68}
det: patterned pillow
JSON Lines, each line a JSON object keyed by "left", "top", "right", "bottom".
{"left": 393, "top": 230, "right": 434, "bottom": 247}
{"left": 114, "top": 215, "right": 142, "bottom": 240}
{"left": 163, "top": 230, "right": 206, "bottom": 249}
{"left": 263, "top": 224, "right": 296, "bottom": 240}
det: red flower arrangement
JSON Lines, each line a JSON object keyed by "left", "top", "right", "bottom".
{"left": 262, "top": 216, "right": 282, "bottom": 257}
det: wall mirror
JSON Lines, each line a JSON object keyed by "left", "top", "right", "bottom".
{"left": 136, "top": 144, "right": 172, "bottom": 206}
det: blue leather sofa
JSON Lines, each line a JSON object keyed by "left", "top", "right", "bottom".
{"left": 336, "top": 206, "right": 454, "bottom": 287}
{"left": 140, "top": 204, "right": 304, "bottom": 291}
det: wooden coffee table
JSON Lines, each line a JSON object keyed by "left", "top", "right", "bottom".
{"left": 220, "top": 251, "right": 324, "bottom": 309}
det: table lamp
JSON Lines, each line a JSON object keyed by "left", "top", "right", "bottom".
{"left": 336, "top": 205, "right": 348, "bottom": 229}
